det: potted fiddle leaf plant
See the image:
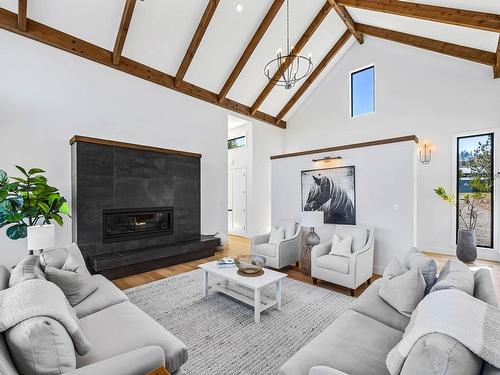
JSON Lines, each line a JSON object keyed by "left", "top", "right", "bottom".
{"left": 0, "top": 167, "right": 70, "bottom": 251}
{"left": 434, "top": 184, "right": 487, "bottom": 263}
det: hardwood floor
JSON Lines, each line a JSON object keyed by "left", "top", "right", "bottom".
{"left": 113, "top": 235, "right": 500, "bottom": 301}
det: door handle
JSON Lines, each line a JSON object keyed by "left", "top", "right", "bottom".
{"left": 228, "top": 209, "right": 233, "bottom": 212}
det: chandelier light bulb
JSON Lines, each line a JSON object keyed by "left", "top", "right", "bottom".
{"left": 235, "top": 2, "right": 243, "bottom": 12}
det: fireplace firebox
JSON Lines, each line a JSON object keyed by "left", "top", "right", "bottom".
{"left": 103, "top": 207, "right": 173, "bottom": 243}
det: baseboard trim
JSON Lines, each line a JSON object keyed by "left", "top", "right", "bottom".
{"left": 421, "top": 245, "right": 500, "bottom": 262}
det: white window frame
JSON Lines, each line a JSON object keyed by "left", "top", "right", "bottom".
{"left": 349, "top": 64, "right": 375, "bottom": 118}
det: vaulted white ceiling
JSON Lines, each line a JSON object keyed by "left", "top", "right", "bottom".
{"left": 1, "top": 0, "right": 499, "bottom": 123}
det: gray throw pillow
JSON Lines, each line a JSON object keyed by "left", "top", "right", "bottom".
{"left": 379, "top": 258, "right": 426, "bottom": 317}
{"left": 39, "top": 248, "right": 69, "bottom": 270}
{"left": 431, "top": 260, "right": 474, "bottom": 296}
{"left": 473, "top": 269, "right": 498, "bottom": 307}
{"left": 45, "top": 258, "right": 98, "bottom": 306}
{"left": 404, "top": 247, "right": 437, "bottom": 294}
{"left": 5, "top": 317, "right": 76, "bottom": 375}
{"left": 9, "top": 255, "right": 46, "bottom": 287}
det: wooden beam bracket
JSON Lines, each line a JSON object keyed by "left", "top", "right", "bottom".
{"left": 113, "top": 0, "right": 137, "bottom": 66}
{"left": 18, "top": 0, "right": 27, "bottom": 31}
{"left": 175, "top": 0, "right": 220, "bottom": 87}
{"left": 329, "top": 0, "right": 363, "bottom": 44}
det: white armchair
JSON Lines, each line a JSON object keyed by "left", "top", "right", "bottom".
{"left": 251, "top": 221, "right": 302, "bottom": 269}
{"left": 311, "top": 225, "right": 374, "bottom": 296}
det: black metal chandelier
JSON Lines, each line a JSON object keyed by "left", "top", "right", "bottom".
{"left": 264, "top": 0, "right": 313, "bottom": 89}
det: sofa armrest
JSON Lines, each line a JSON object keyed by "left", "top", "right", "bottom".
{"left": 309, "top": 366, "right": 349, "bottom": 375}
{"left": 67, "top": 346, "right": 165, "bottom": 375}
{"left": 311, "top": 241, "right": 332, "bottom": 260}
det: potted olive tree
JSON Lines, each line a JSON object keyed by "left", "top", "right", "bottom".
{"left": 0, "top": 167, "right": 70, "bottom": 254}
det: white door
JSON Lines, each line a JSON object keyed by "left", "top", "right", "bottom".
{"left": 228, "top": 167, "right": 247, "bottom": 236}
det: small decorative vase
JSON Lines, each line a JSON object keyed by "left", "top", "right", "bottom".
{"left": 456, "top": 229, "right": 477, "bottom": 263}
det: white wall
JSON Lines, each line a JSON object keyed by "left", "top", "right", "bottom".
{"left": 272, "top": 141, "right": 417, "bottom": 274}
{"left": 285, "top": 36, "right": 500, "bottom": 261}
{"left": 227, "top": 120, "right": 285, "bottom": 238}
{"left": 0, "top": 30, "right": 282, "bottom": 266}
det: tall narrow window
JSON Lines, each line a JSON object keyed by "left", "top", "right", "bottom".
{"left": 456, "top": 133, "right": 494, "bottom": 248}
{"left": 351, "top": 65, "right": 375, "bottom": 117}
{"left": 228, "top": 135, "right": 246, "bottom": 150}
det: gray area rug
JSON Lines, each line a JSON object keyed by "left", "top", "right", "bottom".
{"left": 125, "top": 269, "right": 354, "bottom": 375}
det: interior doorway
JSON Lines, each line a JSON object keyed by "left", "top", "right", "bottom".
{"left": 228, "top": 115, "right": 250, "bottom": 237}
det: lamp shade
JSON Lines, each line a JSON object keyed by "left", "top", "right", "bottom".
{"left": 27, "top": 224, "right": 55, "bottom": 251}
{"left": 301, "top": 211, "right": 324, "bottom": 228}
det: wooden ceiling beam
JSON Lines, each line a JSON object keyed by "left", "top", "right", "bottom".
{"left": 275, "top": 30, "right": 351, "bottom": 123}
{"left": 328, "top": 1, "right": 363, "bottom": 44}
{"left": 18, "top": 0, "right": 27, "bottom": 31}
{"left": 338, "top": 0, "right": 500, "bottom": 34}
{"left": 218, "top": 0, "right": 284, "bottom": 103}
{"left": 112, "top": 0, "right": 136, "bottom": 66}
{"left": 250, "top": 2, "right": 333, "bottom": 115}
{"left": 175, "top": 0, "right": 220, "bottom": 87}
{"left": 357, "top": 24, "right": 497, "bottom": 66}
{"left": 0, "top": 7, "right": 285, "bottom": 129}
{"left": 495, "top": 36, "right": 500, "bottom": 79}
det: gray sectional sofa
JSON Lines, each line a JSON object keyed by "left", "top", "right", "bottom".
{"left": 279, "top": 270, "right": 499, "bottom": 375}
{"left": 0, "top": 244, "right": 188, "bottom": 375}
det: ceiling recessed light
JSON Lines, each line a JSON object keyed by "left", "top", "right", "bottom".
{"left": 236, "top": 3, "right": 243, "bottom": 12}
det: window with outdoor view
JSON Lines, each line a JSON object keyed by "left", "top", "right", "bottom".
{"left": 456, "top": 133, "right": 494, "bottom": 248}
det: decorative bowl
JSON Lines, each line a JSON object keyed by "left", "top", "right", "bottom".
{"left": 234, "top": 255, "right": 266, "bottom": 274}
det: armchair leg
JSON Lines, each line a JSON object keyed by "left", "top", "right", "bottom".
{"left": 312, "top": 277, "right": 318, "bottom": 285}
{"left": 296, "top": 261, "right": 299, "bottom": 267}
{"left": 350, "top": 289, "right": 355, "bottom": 297}
{"left": 367, "top": 277, "right": 372, "bottom": 285}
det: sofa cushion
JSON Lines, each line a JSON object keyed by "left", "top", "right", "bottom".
{"left": 474, "top": 269, "right": 498, "bottom": 307}
{"left": 40, "top": 247, "right": 70, "bottom": 269}
{"left": 404, "top": 247, "right": 437, "bottom": 294}
{"left": 279, "top": 309, "right": 402, "bottom": 375}
{"left": 254, "top": 243, "right": 277, "bottom": 258}
{"left": 73, "top": 274, "right": 128, "bottom": 318}
{"left": 280, "top": 220, "right": 297, "bottom": 239}
{"left": 400, "top": 333, "right": 482, "bottom": 375}
{"left": 351, "top": 279, "right": 410, "bottom": 332}
{"left": 431, "top": 260, "right": 474, "bottom": 296}
{"left": 78, "top": 301, "right": 188, "bottom": 373}
{"left": 9, "top": 255, "right": 46, "bottom": 287}
{"left": 316, "top": 255, "right": 349, "bottom": 274}
{"left": 481, "top": 363, "right": 500, "bottom": 375}
{"left": 45, "top": 264, "right": 99, "bottom": 306}
{"left": 5, "top": 317, "right": 76, "bottom": 375}
{"left": 335, "top": 226, "right": 367, "bottom": 252}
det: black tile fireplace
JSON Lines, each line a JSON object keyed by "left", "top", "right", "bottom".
{"left": 70, "top": 136, "right": 220, "bottom": 279}
{"left": 103, "top": 207, "right": 173, "bottom": 243}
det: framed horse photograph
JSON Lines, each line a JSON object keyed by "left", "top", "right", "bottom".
{"left": 301, "top": 166, "right": 356, "bottom": 225}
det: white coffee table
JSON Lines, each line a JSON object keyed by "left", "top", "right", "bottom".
{"left": 198, "top": 261, "right": 287, "bottom": 323}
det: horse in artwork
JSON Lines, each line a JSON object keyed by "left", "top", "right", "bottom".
{"left": 303, "top": 174, "right": 355, "bottom": 224}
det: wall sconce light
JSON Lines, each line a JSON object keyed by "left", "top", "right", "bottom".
{"left": 312, "top": 156, "right": 342, "bottom": 163}
{"left": 419, "top": 144, "right": 432, "bottom": 164}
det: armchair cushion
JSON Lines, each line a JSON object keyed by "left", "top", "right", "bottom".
{"left": 334, "top": 226, "right": 367, "bottom": 252}
{"left": 279, "top": 221, "right": 297, "bottom": 239}
{"left": 254, "top": 243, "right": 277, "bottom": 258}
{"left": 316, "top": 255, "right": 350, "bottom": 274}
{"left": 269, "top": 227, "right": 285, "bottom": 244}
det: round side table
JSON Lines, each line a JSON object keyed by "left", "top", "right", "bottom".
{"left": 299, "top": 243, "right": 313, "bottom": 276}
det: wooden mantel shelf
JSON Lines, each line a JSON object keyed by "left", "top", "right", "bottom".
{"left": 69, "top": 135, "right": 202, "bottom": 159}
{"left": 270, "top": 135, "right": 419, "bottom": 160}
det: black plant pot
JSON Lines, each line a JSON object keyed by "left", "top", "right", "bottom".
{"left": 456, "top": 229, "right": 477, "bottom": 263}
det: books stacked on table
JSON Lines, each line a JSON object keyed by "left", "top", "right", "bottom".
{"left": 217, "top": 257, "right": 236, "bottom": 268}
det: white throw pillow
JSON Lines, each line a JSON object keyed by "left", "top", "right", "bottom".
{"left": 269, "top": 227, "right": 285, "bottom": 244}
{"left": 329, "top": 234, "right": 352, "bottom": 257}
{"left": 379, "top": 258, "right": 426, "bottom": 317}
